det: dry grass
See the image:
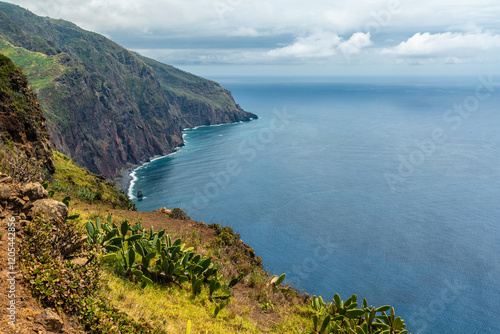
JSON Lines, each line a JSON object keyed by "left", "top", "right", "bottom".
{"left": 102, "top": 270, "right": 265, "bottom": 333}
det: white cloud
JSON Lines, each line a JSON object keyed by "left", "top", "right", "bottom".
{"left": 380, "top": 31, "right": 500, "bottom": 66}
{"left": 227, "top": 27, "right": 261, "bottom": 37}
{"left": 267, "top": 31, "right": 341, "bottom": 59}
{"left": 8, "top": 0, "right": 500, "bottom": 38}
{"left": 383, "top": 31, "right": 500, "bottom": 57}
{"left": 267, "top": 31, "right": 372, "bottom": 61}
{"left": 444, "top": 57, "right": 467, "bottom": 64}
{"left": 338, "top": 32, "right": 373, "bottom": 55}
{"left": 5, "top": 0, "right": 500, "bottom": 72}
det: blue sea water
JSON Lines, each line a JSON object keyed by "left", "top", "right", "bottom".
{"left": 130, "top": 76, "right": 500, "bottom": 333}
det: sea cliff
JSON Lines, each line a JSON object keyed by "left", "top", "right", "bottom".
{"left": 0, "top": 1, "right": 256, "bottom": 179}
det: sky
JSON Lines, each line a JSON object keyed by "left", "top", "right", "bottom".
{"left": 5, "top": 0, "right": 500, "bottom": 77}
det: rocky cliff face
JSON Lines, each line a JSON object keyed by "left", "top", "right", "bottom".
{"left": 138, "top": 55, "right": 256, "bottom": 128}
{"left": 0, "top": 53, "right": 54, "bottom": 173}
{"left": 0, "top": 2, "right": 257, "bottom": 178}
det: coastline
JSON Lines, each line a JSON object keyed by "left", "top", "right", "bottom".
{"left": 118, "top": 167, "right": 135, "bottom": 194}
{"left": 119, "top": 118, "right": 257, "bottom": 199}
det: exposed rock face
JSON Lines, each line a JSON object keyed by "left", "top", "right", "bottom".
{"left": 0, "top": 172, "right": 68, "bottom": 223}
{"left": 0, "top": 173, "right": 57, "bottom": 220}
{"left": 0, "top": 54, "right": 55, "bottom": 173}
{"left": 0, "top": 183, "right": 12, "bottom": 200}
{"left": 30, "top": 199, "right": 68, "bottom": 222}
{"left": 21, "top": 182, "right": 46, "bottom": 200}
{"left": 0, "top": 2, "right": 257, "bottom": 178}
{"left": 35, "top": 308, "right": 64, "bottom": 332}
{"left": 157, "top": 207, "right": 172, "bottom": 215}
{"left": 138, "top": 55, "right": 257, "bottom": 129}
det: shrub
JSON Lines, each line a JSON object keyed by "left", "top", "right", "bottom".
{"left": 21, "top": 215, "right": 160, "bottom": 332}
{"left": 75, "top": 186, "right": 96, "bottom": 202}
{"left": 86, "top": 216, "right": 244, "bottom": 317}
{"left": 308, "top": 294, "right": 410, "bottom": 334}
{"left": 21, "top": 217, "right": 100, "bottom": 314}
{"left": 0, "top": 143, "right": 44, "bottom": 182}
{"left": 169, "top": 208, "right": 190, "bottom": 220}
{"left": 94, "top": 190, "right": 103, "bottom": 201}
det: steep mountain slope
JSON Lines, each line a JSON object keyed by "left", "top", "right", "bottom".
{"left": 0, "top": 53, "right": 54, "bottom": 173}
{"left": 138, "top": 55, "right": 255, "bottom": 128}
{"left": 0, "top": 2, "right": 256, "bottom": 178}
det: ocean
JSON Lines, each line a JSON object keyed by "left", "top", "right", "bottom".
{"left": 129, "top": 76, "right": 500, "bottom": 333}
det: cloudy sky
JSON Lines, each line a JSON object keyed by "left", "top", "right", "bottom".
{"left": 5, "top": 0, "right": 500, "bottom": 76}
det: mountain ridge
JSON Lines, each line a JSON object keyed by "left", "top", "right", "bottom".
{"left": 0, "top": 1, "right": 256, "bottom": 178}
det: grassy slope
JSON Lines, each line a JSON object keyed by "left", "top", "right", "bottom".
{"left": 48, "top": 152, "right": 312, "bottom": 333}
{"left": 50, "top": 150, "right": 135, "bottom": 213}
{"left": 0, "top": 39, "right": 69, "bottom": 90}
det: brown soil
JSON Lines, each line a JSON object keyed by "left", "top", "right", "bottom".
{"left": 108, "top": 209, "right": 217, "bottom": 243}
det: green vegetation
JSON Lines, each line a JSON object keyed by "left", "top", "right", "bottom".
{"left": 21, "top": 215, "right": 160, "bottom": 333}
{"left": 49, "top": 150, "right": 135, "bottom": 210}
{"left": 0, "top": 52, "right": 18, "bottom": 79}
{"left": 0, "top": 40, "right": 69, "bottom": 90}
{"left": 168, "top": 207, "right": 190, "bottom": 220}
{"left": 0, "top": 53, "right": 31, "bottom": 115}
{"left": 139, "top": 55, "right": 239, "bottom": 111}
{"left": 309, "top": 294, "right": 408, "bottom": 334}
{"left": 86, "top": 215, "right": 244, "bottom": 316}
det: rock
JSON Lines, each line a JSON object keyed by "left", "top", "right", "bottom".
{"left": 35, "top": 308, "right": 64, "bottom": 332}
{"left": 70, "top": 257, "right": 88, "bottom": 266}
{"left": 30, "top": 199, "right": 68, "bottom": 221}
{"left": 13, "top": 197, "right": 26, "bottom": 210}
{"left": 22, "top": 201, "right": 34, "bottom": 211}
{"left": 0, "top": 185, "right": 12, "bottom": 200}
{"left": 21, "top": 182, "right": 48, "bottom": 200}
{"left": 137, "top": 189, "right": 143, "bottom": 198}
{"left": 62, "top": 235, "right": 87, "bottom": 257}
{"left": 0, "top": 174, "right": 12, "bottom": 184}
{"left": 158, "top": 207, "right": 171, "bottom": 214}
